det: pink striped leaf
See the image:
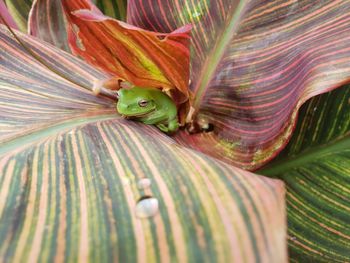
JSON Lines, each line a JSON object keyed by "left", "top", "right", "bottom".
{"left": 3, "top": 0, "right": 127, "bottom": 34}
{"left": 29, "top": 0, "right": 70, "bottom": 51}
{"left": 0, "top": 0, "right": 31, "bottom": 31}
{"left": 128, "top": 0, "right": 350, "bottom": 170}
{"left": 0, "top": 25, "right": 287, "bottom": 262}
{"left": 28, "top": 0, "right": 130, "bottom": 52}
{"left": 0, "top": 0, "right": 19, "bottom": 29}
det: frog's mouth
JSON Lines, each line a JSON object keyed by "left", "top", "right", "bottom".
{"left": 122, "top": 108, "right": 156, "bottom": 119}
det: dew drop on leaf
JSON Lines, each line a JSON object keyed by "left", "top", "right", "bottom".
{"left": 137, "top": 178, "right": 152, "bottom": 189}
{"left": 135, "top": 196, "right": 159, "bottom": 219}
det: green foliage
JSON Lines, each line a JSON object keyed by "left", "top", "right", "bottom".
{"left": 260, "top": 86, "right": 350, "bottom": 262}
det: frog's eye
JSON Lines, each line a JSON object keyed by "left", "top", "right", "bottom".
{"left": 138, "top": 99, "right": 148, "bottom": 107}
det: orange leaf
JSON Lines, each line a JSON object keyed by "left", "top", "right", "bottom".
{"left": 62, "top": 0, "right": 191, "bottom": 123}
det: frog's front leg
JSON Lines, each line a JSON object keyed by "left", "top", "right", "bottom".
{"left": 157, "top": 117, "right": 179, "bottom": 133}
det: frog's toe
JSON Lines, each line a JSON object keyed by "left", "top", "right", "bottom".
{"left": 157, "top": 124, "right": 168, "bottom": 132}
{"left": 168, "top": 121, "right": 179, "bottom": 133}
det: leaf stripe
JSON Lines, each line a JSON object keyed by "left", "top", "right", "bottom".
{"left": 0, "top": 25, "right": 116, "bottom": 144}
{"left": 0, "top": 0, "right": 19, "bottom": 29}
{"left": 29, "top": 0, "right": 70, "bottom": 51}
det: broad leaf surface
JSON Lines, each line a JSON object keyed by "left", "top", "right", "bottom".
{"left": 0, "top": 25, "right": 287, "bottom": 262}
{"left": 260, "top": 86, "right": 350, "bottom": 262}
{"left": 128, "top": 0, "right": 350, "bottom": 170}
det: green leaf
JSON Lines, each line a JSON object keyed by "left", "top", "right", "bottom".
{"left": 0, "top": 25, "right": 287, "bottom": 262}
{"left": 260, "top": 85, "right": 350, "bottom": 262}
{"left": 128, "top": 0, "right": 350, "bottom": 170}
{"left": 94, "top": 0, "right": 127, "bottom": 21}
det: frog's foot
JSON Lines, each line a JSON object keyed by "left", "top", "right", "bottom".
{"left": 156, "top": 119, "right": 179, "bottom": 134}
{"left": 157, "top": 123, "right": 169, "bottom": 133}
{"left": 168, "top": 119, "right": 179, "bottom": 133}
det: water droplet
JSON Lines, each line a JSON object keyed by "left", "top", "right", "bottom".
{"left": 135, "top": 196, "right": 159, "bottom": 219}
{"left": 121, "top": 176, "right": 130, "bottom": 186}
{"left": 137, "top": 178, "right": 152, "bottom": 189}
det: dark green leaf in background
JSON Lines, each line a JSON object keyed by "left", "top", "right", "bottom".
{"left": 260, "top": 85, "right": 350, "bottom": 262}
{"left": 94, "top": 0, "right": 127, "bottom": 21}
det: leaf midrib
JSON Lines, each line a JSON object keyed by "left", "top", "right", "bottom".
{"left": 0, "top": 114, "right": 117, "bottom": 156}
{"left": 259, "top": 134, "right": 350, "bottom": 177}
{"left": 193, "top": 0, "right": 248, "bottom": 109}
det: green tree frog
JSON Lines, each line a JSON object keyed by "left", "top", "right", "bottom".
{"left": 116, "top": 86, "right": 179, "bottom": 133}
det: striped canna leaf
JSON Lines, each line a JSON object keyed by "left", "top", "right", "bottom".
{"left": 260, "top": 86, "right": 350, "bottom": 262}
{"left": 4, "top": 0, "right": 128, "bottom": 35}
{"left": 29, "top": 0, "right": 128, "bottom": 51}
{"left": 0, "top": 25, "right": 287, "bottom": 262}
{"left": 0, "top": 0, "right": 19, "bottom": 29}
{"left": 28, "top": 0, "right": 70, "bottom": 51}
{"left": 127, "top": 0, "right": 350, "bottom": 170}
{"left": 2, "top": 0, "right": 32, "bottom": 31}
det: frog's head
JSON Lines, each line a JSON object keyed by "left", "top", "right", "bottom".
{"left": 116, "top": 87, "right": 157, "bottom": 117}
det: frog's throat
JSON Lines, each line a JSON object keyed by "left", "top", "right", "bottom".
{"left": 122, "top": 108, "right": 156, "bottom": 118}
